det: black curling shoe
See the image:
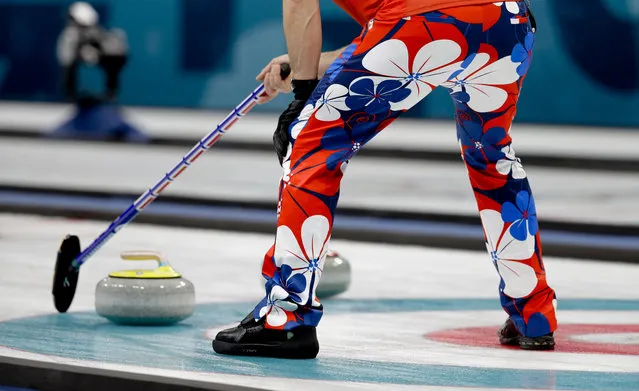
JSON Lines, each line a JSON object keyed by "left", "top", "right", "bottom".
{"left": 498, "top": 318, "right": 555, "bottom": 350}
{"left": 212, "top": 312, "right": 319, "bottom": 359}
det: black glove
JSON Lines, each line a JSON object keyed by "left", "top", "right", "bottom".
{"left": 273, "top": 79, "right": 319, "bottom": 165}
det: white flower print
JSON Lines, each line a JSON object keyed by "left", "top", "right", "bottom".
{"left": 290, "top": 104, "right": 315, "bottom": 140}
{"left": 279, "top": 143, "right": 293, "bottom": 185}
{"left": 258, "top": 285, "right": 298, "bottom": 327}
{"left": 494, "top": 1, "right": 520, "bottom": 14}
{"left": 277, "top": 147, "right": 292, "bottom": 217}
{"left": 496, "top": 145, "right": 526, "bottom": 179}
{"left": 281, "top": 158, "right": 291, "bottom": 185}
{"left": 442, "top": 53, "right": 520, "bottom": 113}
{"left": 480, "top": 209, "right": 538, "bottom": 298}
{"left": 314, "top": 84, "right": 350, "bottom": 122}
{"left": 274, "top": 215, "right": 331, "bottom": 304}
{"left": 358, "top": 39, "right": 463, "bottom": 111}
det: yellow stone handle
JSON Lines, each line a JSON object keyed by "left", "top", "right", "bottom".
{"left": 120, "top": 251, "right": 169, "bottom": 267}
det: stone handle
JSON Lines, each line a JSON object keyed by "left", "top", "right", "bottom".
{"left": 120, "top": 251, "right": 168, "bottom": 267}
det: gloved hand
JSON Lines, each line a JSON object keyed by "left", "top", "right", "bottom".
{"left": 273, "top": 79, "right": 319, "bottom": 165}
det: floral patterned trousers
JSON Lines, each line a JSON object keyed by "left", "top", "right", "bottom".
{"left": 254, "top": 1, "right": 557, "bottom": 338}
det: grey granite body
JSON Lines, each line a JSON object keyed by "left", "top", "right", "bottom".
{"left": 317, "top": 253, "right": 351, "bottom": 299}
{"left": 95, "top": 277, "right": 195, "bottom": 325}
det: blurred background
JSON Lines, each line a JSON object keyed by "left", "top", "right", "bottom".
{"left": 2, "top": 0, "right": 639, "bottom": 125}
{"left": 0, "top": 0, "right": 638, "bottom": 263}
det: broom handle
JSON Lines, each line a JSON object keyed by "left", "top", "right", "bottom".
{"left": 71, "top": 64, "right": 291, "bottom": 269}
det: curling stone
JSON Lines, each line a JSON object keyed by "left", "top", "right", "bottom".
{"left": 316, "top": 250, "right": 351, "bottom": 299}
{"left": 95, "top": 251, "right": 195, "bottom": 325}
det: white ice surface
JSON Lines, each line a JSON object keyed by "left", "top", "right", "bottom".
{"left": 2, "top": 100, "right": 639, "bottom": 161}
{"left": 1, "top": 214, "right": 639, "bottom": 390}
{"left": 1, "top": 138, "right": 638, "bottom": 226}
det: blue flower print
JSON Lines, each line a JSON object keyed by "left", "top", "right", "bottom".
{"left": 501, "top": 190, "right": 539, "bottom": 241}
{"left": 458, "top": 119, "right": 507, "bottom": 169}
{"left": 448, "top": 53, "right": 476, "bottom": 104}
{"left": 321, "top": 113, "right": 378, "bottom": 170}
{"left": 279, "top": 264, "right": 306, "bottom": 304}
{"left": 511, "top": 32, "right": 534, "bottom": 77}
{"left": 346, "top": 78, "right": 411, "bottom": 114}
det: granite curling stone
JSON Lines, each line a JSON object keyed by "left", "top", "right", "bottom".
{"left": 315, "top": 250, "right": 351, "bottom": 299}
{"left": 95, "top": 251, "right": 195, "bottom": 325}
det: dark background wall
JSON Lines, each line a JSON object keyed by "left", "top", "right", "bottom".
{"left": 0, "top": 0, "right": 638, "bottom": 127}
